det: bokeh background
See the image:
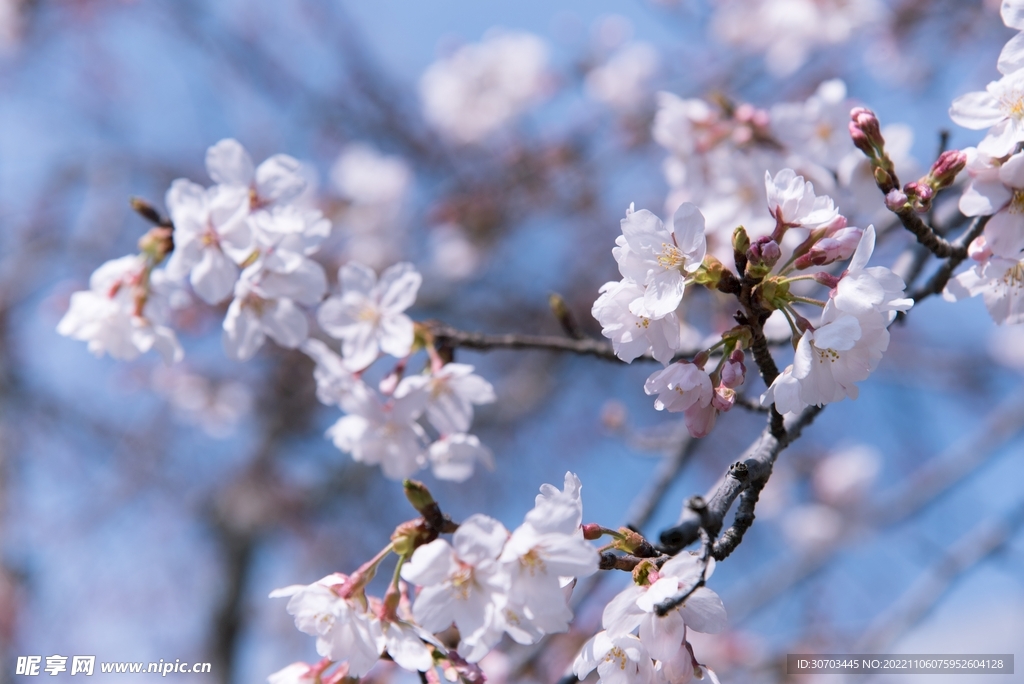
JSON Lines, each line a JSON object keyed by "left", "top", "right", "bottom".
{"left": 1, "top": 0, "right": 1023, "bottom": 682}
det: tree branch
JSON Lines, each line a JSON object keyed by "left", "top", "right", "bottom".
{"left": 907, "top": 214, "right": 990, "bottom": 304}
{"left": 426, "top": 321, "right": 703, "bottom": 363}
{"left": 658, "top": 406, "right": 822, "bottom": 554}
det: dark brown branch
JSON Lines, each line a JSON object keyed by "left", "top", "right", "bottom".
{"left": 654, "top": 529, "right": 712, "bottom": 615}
{"left": 659, "top": 406, "right": 822, "bottom": 554}
{"left": 598, "top": 552, "right": 670, "bottom": 571}
{"left": 891, "top": 204, "right": 966, "bottom": 259}
{"left": 426, "top": 321, "right": 701, "bottom": 363}
{"left": 726, "top": 387, "right": 1024, "bottom": 625}
{"left": 907, "top": 214, "right": 990, "bottom": 304}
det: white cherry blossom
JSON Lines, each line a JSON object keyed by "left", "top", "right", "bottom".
{"left": 419, "top": 31, "right": 549, "bottom": 144}
{"left": 644, "top": 363, "right": 713, "bottom": 414}
{"left": 593, "top": 279, "right": 682, "bottom": 365}
{"left": 57, "top": 255, "right": 183, "bottom": 363}
{"left": 831, "top": 226, "right": 913, "bottom": 320}
{"left": 163, "top": 179, "right": 252, "bottom": 304}
{"left": 395, "top": 363, "right": 496, "bottom": 435}
{"left": 318, "top": 262, "right": 421, "bottom": 371}
{"left": 573, "top": 632, "right": 655, "bottom": 684}
{"left": 498, "top": 474, "right": 598, "bottom": 644}
{"left": 428, "top": 434, "right": 495, "bottom": 482}
{"left": 326, "top": 380, "right": 427, "bottom": 480}
{"left": 765, "top": 168, "right": 840, "bottom": 230}
{"left": 269, "top": 574, "right": 384, "bottom": 677}
{"left": 400, "top": 514, "right": 511, "bottom": 662}
{"left": 949, "top": 70, "right": 1024, "bottom": 157}
{"left": 602, "top": 554, "right": 726, "bottom": 662}
{"left": 300, "top": 339, "right": 357, "bottom": 407}
{"left": 585, "top": 42, "right": 659, "bottom": 111}
{"left": 762, "top": 307, "right": 888, "bottom": 414}
{"left": 206, "top": 138, "right": 307, "bottom": 209}
{"left": 615, "top": 203, "right": 707, "bottom": 318}
{"left": 223, "top": 262, "right": 324, "bottom": 361}
{"left": 944, "top": 218, "right": 1024, "bottom": 324}
{"left": 250, "top": 205, "right": 331, "bottom": 275}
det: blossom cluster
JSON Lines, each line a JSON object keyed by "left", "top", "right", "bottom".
{"left": 943, "top": 2, "right": 1024, "bottom": 324}
{"left": 574, "top": 552, "right": 725, "bottom": 684}
{"left": 594, "top": 164, "right": 912, "bottom": 429}
{"left": 58, "top": 139, "right": 327, "bottom": 362}
{"left": 270, "top": 474, "right": 725, "bottom": 684}
{"left": 269, "top": 475, "right": 587, "bottom": 679}
{"left": 57, "top": 140, "right": 497, "bottom": 482}
{"left": 653, "top": 79, "right": 916, "bottom": 266}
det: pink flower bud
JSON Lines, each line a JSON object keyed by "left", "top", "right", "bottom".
{"left": 712, "top": 386, "right": 736, "bottom": 413}
{"left": 928, "top": 150, "right": 967, "bottom": 188}
{"left": 822, "top": 214, "right": 848, "bottom": 237}
{"left": 721, "top": 351, "right": 746, "bottom": 388}
{"left": 582, "top": 523, "right": 603, "bottom": 540}
{"left": 734, "top": 103, "right": 756, "bottom": 122}
{"left": 849, "top": 107, "right": 884, "bottom": 156}
{"left": 746, "top": 236, "right": 782, "bottom": 269}
{"left": 885, "top": 188, "right": 908, "bottom": 211}
{"left": 805, "top": 226, "right": 863, "bottom": 267}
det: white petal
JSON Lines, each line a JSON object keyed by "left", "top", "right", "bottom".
{"left": 261, "top": 299, "right": 308, "bottom": 349}
{"left": 191, "top": 248, "right": 238, "bottom": 304}
{"left": 678, "top": 586, "right": 728, "bottom": 634}
{"left": 377, "top": 262, "right": 422, "bottom": 314}
{"left": 206, "top": 139, "right": 254, "bottom": 186}
{"left": 949, "top": 91, "right": 1004, "bottom": 129}
{"left": 255, "top": 154, "right": 306, "bottom": 204}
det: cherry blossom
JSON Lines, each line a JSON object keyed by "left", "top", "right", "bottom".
{"left": 58, "top": 255, "right": 183, "bottom": 363}
{"left": 427, "top": 434, "right": 495, "bottom": 482}
{"left": 498, "top": 475, "right": 598, "bottom": 643}
{"left": 762, "top": 307, "right": 888, "bottom": 414}
{"left": 585, "top": 42, "right": 659, "bottom": 111}
{"left": 831, "top": 226, "right": 913, "bottom": 320}
{"left": 163, "top": 179, "right": 252, "bottom": 304}
{"left": 644, "top": 362, "right": 713, "bottom": 414}
{"left": 326, "top": 380, "right": 427, "bottom": 480}
{"left": 615, "top": 203, "right": 707, "bottom": 319}
{"left": 395, "top": 363, "right": 496, "bottom": 435}
{"left": 250, "top": 205, "right": 332, "bottom": 276}
{"left": 223, "top": 262, "right": 324, "bottom": 361}
{"left": 765, "top": 168, "right": 840, "bottom": 230}
{"left": 317, "top": 262, "right": 421, "bottom": 371}
{"left": 331, "top": 144, "right": 412, "bottom": 268}
{"left": 603, "top": 554, "right": 726, "bottom": 661}
{"left": 206, "top": 138, "right": 306, "bottom": 209}
{"left": 592, "top": 279, "right": 682, "bottom": 365}
{"left": 269, "top": 574, "right": 384, "bottom": 678}
{"left": 573, "top": 632, "right": 655, "bottom": 684}
{"left": 400, "top": 514, "right": 511, "bottom": 662}
{"left": 949, "top": 70, "right": 1024, "bottom": 157}
{"left": 943, "top": 221, "right": 1024, "bottom": 324}
{"left": 710, "top": 0, "right": 885, "bottom": 77}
